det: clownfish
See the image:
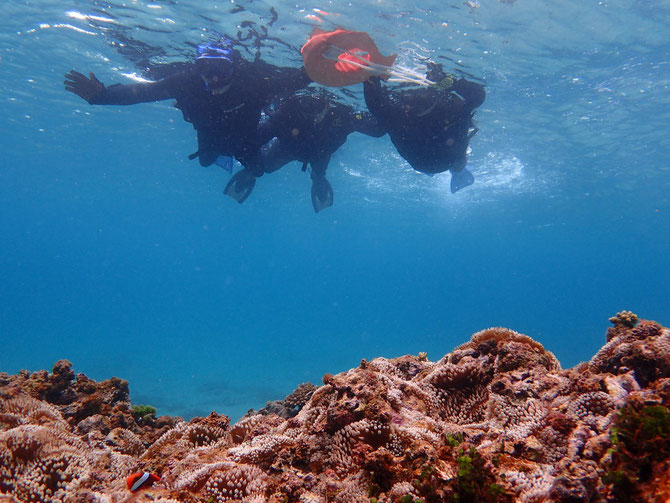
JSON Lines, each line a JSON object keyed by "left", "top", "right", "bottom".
{"left": 126, "top": 472, "right": 160, "bottom": 493}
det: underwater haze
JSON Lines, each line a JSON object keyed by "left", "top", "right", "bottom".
{"left": 1, "top": 0, "right": 669, "bottom": 421}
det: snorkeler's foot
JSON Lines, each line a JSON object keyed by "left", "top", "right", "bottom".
{"left": 311, "top": 176, "right": 334, "bottom": 213}
{"left": 224, "top": 169, "right": 256, "bottom": 203}
{"left": 450, "top": 167, "right": 475, "bottom": 193}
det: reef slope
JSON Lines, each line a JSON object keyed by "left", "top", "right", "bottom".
{"left": 1, "top": 312, "right": 669, "bottom": 503}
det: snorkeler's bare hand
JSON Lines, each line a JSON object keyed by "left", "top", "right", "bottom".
{"left": 64, "top": 71, "right": 104, "bottom": 103}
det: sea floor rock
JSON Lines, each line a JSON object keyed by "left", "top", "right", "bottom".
{"left": 1, "top": 312, "right": 669, "bottom": 502}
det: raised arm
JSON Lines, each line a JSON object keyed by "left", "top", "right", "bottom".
{"left": 362, "top": 76, "right": 390, "bottom": 125}
{"left": 64, "top": 70, "right": 194, "bottom": 105}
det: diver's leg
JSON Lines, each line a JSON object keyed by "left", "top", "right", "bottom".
{"left": 223, "top": 147, "right": 265, "bottom": 204}
{"left": 236, "top": 146, "right": 265, "bottom": 177}
{"left": 198, "top": 150, "right": 218, "bottom": 167}
{"left": 310, "top": 156, "right": 334, "bottom": 213}
{"left": 363, "top": 77, "right": 384, "bottom": 117}
{"left": 196, "top": 129, "right": 219, "bottom": 167}
{"left": 261, "top": 139, "right": 296, "bottom": 174}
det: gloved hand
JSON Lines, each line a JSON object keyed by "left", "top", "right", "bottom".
{"left": 64, "top": 70, "right": 104, "bottom": 103}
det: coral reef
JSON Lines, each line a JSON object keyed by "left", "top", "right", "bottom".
{"left": 1, "top": 313, "right": 669, "bottom": 502}
{"left": 244, "top": 382, "right": 318, "bottom": 420}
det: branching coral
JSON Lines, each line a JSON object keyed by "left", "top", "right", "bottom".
{"left": 227, "top": 433, "right": 296, "bottom": 465}
{"left": 567, "top": 392, "right": 616, "bottom": 431}
{"left": 0, "top": 425, "right": 90, "bottom": 502}
{"left": 172, "top": 461, "right": 231, "bottom": 492}
{"left": 185, "top": 423, "right": 228, "bottom": 448}
{"left": 609, "top": 310, "right": 639, "bottom": 329}
{"left": 229, "top": 415, "right": 264, "bottom": 445}
{"left": 503, "top": 466, "right": 555, "bottom": 503}
{"left": 204, "top": 464, "right": 265, "bottom": 502}
{"left": 1, "top": 396, "right": 68, "bottom": 430}
{"left": 104, "top": 428, "right": 145, "bottom": 456}
{"left": 284, "top": 383, "right": 318, "bottom": 411}
{"left": 590, "top": 317, "right": 670, "bottom": 386}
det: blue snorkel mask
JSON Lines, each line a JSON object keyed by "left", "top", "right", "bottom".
{"left": 196, "top": 42, "right": 234, "bottom": 90}
{"left": 196, "top": 42, "right": 233, "bottom": 61}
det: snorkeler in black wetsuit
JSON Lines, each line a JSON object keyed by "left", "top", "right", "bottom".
{"left": 363, "top": 64, "right": 485, "bottom": 193}
{"left": 252, "top": 93, "right": 384, "bottom": 212}
{"left": 64, "top": 42, "right": 312, "bottom": 201}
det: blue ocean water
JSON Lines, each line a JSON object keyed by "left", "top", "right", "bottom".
{"left": 1, "top": 0, "right": 669, "bottom": 421}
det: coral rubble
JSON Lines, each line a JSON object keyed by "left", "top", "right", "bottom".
{"left": 1, "top": 313, "right": 669, "bottom": 502}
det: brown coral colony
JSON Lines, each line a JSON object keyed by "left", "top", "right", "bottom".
{"left": 2, "top": 312, "right": 670, "bottom": 502}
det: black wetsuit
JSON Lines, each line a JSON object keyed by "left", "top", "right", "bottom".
{"left": 363, "top": 77, "right": 485, "bottom": 175}
{"left": 258, "top": 94, "right": 384, "bottom": 177}
{"left": 88, "top": 54, "right": 311, "bottom": 173}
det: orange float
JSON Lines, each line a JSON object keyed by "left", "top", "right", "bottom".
{"left": 301, "top": 29, "right": 398, "bottom": 87}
